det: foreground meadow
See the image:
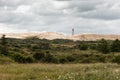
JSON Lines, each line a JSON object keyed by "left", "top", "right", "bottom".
{"left": 0, "top": 63, "right": 120, "bottom": 80}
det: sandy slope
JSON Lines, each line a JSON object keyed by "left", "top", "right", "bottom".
{"left": 0, "top": 32, "right": 67, "bottom": 40}
{"left": 0, "top": 32, "right": 120, "bottom": 41}
{"left": 71, "top": 34, "right": 120, "bottom": 41}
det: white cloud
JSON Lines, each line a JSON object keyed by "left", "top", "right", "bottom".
{"left": 53, "top": 1, "right": 69, "bottom": 9}
{"left": 0, "top": 23, "right": 27, "bottom": 33}
{"left": 14, "top": 5, "right": 31, "bottom": 13}
{"left": 0, "top": 0, "right": 120, "bottom": 35}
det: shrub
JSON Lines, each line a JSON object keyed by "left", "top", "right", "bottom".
{"left": 97, "top": 39, "right": 110, "bottom": 54}
{"left": 77, "top": 42, "right": 88, "bottom": 50}
{"left": 112, "top": 55, "right": 120, "bottom": 64}
{"left": 111, "top": 39, "right": 120, "bottom": 52}
{"left": 40, "top": 42, "right": 51, "bottom": 50}
{"left": 25, "top": 56, "right": 34, "bottom": 63}
{"left": 52, "top": 39, "right": 73, "bottom": 44}
{"left": 89, "top": 44, "right": 97, "bottom": 50}
{"left": 0, "top": 46, "right": 9, "bottom": 56}
{"left": 11, "top": 53, "right": 26, "bottom": 63}
{"left": 59, "top": 57, "right": 68, "bottom": 64}
{"left": 44, "top": 53, "right": 58, "bottom": 63}
{"left": 67, "top": 56, "right": 75, "bottom": 62}
{"left": 97, "top": 55, "right": 106, "bottom": 63}
{"left": 11, "top": 53, "right": 35, "bottom": 63}
{"left": 33, "top": 52, "right": 45, "bottom": 60}
{"left": 0, "top": 35, "right": 9, "bottom": 56}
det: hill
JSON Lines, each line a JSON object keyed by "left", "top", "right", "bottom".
{"left": 0, "top": 32, "right": 120, "bottom": 41}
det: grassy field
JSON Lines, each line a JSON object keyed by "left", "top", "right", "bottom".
{"left": 0, "top": 63, "right": 120, "bottom": 80}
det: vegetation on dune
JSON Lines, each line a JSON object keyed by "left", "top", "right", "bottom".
{"left": 0, "top": 35, "right": 120, "bottom": 64}
{"left": 97, "top": 39, "right": 110, "bottom": 54}
{"left": 0, "top": 35, "right": 120, "bottom": 80}
{"left": 111, "top": 39, "right": 120, "bottom": 52}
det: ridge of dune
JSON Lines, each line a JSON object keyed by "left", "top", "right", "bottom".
{"left": 0, "top": 32, "right": 67, "bottom": 40}
{"left": 0, "top": 32, "right": 120, "bottom": 41}
{"left": 71, "top": 34, "right": 120, "bottom": 41}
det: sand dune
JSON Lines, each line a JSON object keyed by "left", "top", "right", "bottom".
{"left": 0, "top": 32, "right": 120, "bottom": 41}
{"left": 71, "top": 34, "right": 120, "bottom": 41}
{"left": 0, "top": 32, "right": 67, "bottom": 40}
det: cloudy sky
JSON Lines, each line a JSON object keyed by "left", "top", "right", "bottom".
{"left": 0, "top": 0, "right": 120, "bottom": 35}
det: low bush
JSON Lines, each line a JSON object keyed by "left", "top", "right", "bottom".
{"left": 11, "top": 53, "right": 26, "bottom": 63}
{"left": 97, "top": 39, "right": 110, "bottom": 54}
{"left": 111, "top": 39, "right": 120, "bottom": 52}
{"left": 33, "top": 52, "right": 45, "bottom": 60}
{"left": 59, "top": 57, "right": 68, "bottom": 64}
{"left": 11, "top": 53, "right": 34, "bottom": 63}
{"left": 44, "top": 53, "right": 59, "bottom": 63}
{"left": 66, "top": 56, "right": 76, "bottom": 62}
{"left": 77, "top": 42, "right": 88, "bottom": 50}
{"left": 89, "top": 44, "right": 97, "bottom": 50}
{"left": 112, "top": 55, "right": 120, "bottom": 64}
{"left": 25, "top": 56, "right": 34, "bottom": 63}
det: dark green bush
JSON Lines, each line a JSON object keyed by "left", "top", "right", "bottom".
{"left": 67, "top": 56, "right": 76, "bottom": 62}
{"left": 112, "top": 55, "right": 120, "bottom": 64}
{"left": 11, "top": 53, "right": 26, "bottom": 63}
{"left": 33, "top": 52, "right": 45, "bottom": 60}
{"left": 97, "top": 39, "right": 110, "bottom": 54}
{"left": 59, "top": 57, "right": 68, "bottom": 64}
{"left": 97, "top": 55, "right": 106, "bottom": 63}
{"left": 31, "top": 43, "right": 50, "bottom": 51}
{"left": 52, "top": 39, "right": 73, "bottom": 44}
{"left": 44, "top": 53, "right": 57, "bottom": 63}
{"left": 77, "top": 42, "right": 88, "bottom": 50}
{"left": 0, "top": 46, "right": 9, "bottom": 56}
{"left": 25, "top": 56, "right": 34, "bottom": 63}
{"left": 111, "top": 39, "right": 120, "bottom": 52}
{"left": 89, "top": 44, "right": 97, "bottom": 50}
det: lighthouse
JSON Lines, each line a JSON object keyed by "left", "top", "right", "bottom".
{"left": 72, "top": 28, "right": 74, "bottom": 35}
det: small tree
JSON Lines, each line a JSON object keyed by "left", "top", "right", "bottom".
{"left": 97, "top": 39, "right": 110, "bottom": 54}
{"left": 111, "top": 39, "right": 120, "bottom": 52}
{"left": 0, "top": 35, "right": 8, "bottom": 55}
{"left": 1, "top": 35, "right": 7, "bottom": 45}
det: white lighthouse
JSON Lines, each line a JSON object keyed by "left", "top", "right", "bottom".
{"left": 72, "top": 28, "right": 74, "bottom": 35}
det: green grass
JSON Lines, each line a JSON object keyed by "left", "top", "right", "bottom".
{"left": 0, "top": 63, "right": 120, "bottom": 80}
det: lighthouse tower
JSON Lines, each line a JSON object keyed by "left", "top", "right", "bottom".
{"left": 72, "top": 28, "right": 74, "bottom": 35}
